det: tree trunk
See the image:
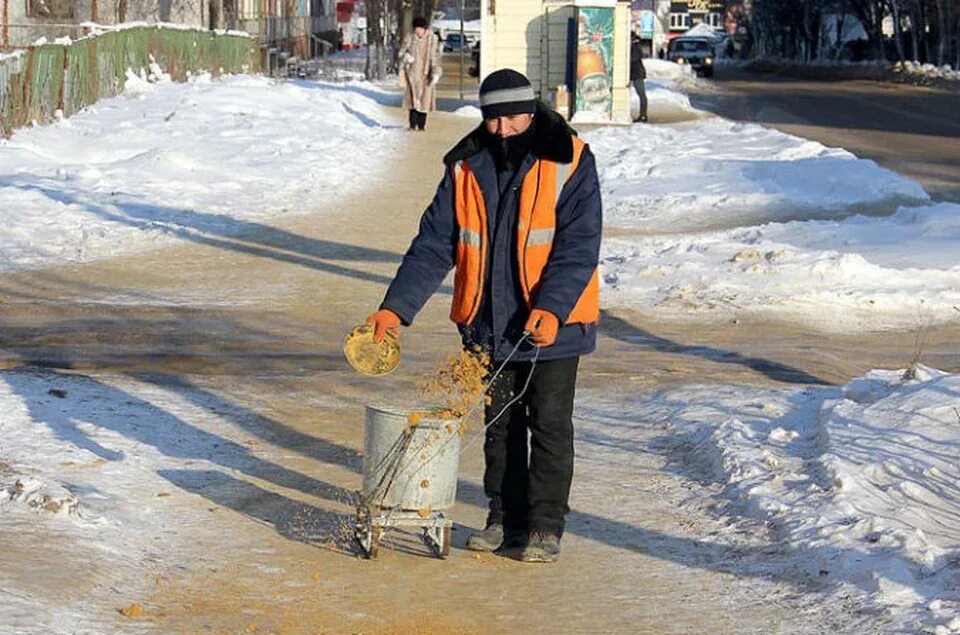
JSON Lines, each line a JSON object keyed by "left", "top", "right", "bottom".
{"left": 413, "top": 0, "right": 438, "bottom": 20}
{"left": 935, "top": 0, "right": 948, "bottom": 65}
{"left": 834, "top": 13, "right": 847, "bottom": 60}
{"left": 366, "top": 0, "right": 388, "bottom": 80}
{"left": 890, "top": 0, "right": 907, "bottom": 62}
{"left": 911, "top": 0, "right": 923, "bottom": 60}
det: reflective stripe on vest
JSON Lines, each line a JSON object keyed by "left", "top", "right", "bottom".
{"left": 450, "top": 137, "right": 600, "bottom": 326}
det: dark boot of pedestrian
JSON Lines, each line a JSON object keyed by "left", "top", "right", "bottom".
{"left": 466, "top": 522, "right": 503, "bottom": 551}
{"left": 494, "top": 528, "right": 527, "bottom": 557}
{"left": 520, "top": 532, "right": 561, "bottom": 563}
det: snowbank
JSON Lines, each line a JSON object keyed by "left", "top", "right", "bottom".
{"left": 643, "top": 58, "right": 695, "bottom": 80}
{"left": 0, "top": 76, "right": 400, "bottom": 272}
{"left": 894, "top": 60, "right": 960, "bottom": 82}
{"left": 585, "top": 118, "right": 928, "bottom": 232}
{"left": 599, "top": 201, "right": 960, "bottom": 332}
{"left": 584, "top": 114, "right": 960, "bottom": 332}
{"left": 655, "top": 366, "right": 960, "bottom": 633}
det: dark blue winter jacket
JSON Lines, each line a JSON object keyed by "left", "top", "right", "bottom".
{"left": 381, "top": 102, "right": 602, "bottom": 362}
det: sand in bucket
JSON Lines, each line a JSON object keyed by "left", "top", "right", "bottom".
{"left": 361, "top": 348, "right": 491, "bottom": 508}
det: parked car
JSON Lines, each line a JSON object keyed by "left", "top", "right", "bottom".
{"left": 667, "top": 37, "right": 715, "bottom": 77}
{"left": 443, "top": 33, "right": 470, "bottom": 52}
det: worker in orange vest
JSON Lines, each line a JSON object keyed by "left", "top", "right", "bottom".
{"left": 367, "top": 69, "right": 602, "bottom": 563}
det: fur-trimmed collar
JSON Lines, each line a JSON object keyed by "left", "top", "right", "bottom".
{"left": 443, "top": 100, "right": 576, "bottom": 166}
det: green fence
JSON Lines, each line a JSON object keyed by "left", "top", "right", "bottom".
{"left": 0, "top": 26, "right": 261, "bottom": 136}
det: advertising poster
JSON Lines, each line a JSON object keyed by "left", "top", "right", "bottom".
{"left": 639, "top": 10, "right": 656, "bottom": 38}
{"left": 575, "top": 7, "right": 615, "bottom": 120}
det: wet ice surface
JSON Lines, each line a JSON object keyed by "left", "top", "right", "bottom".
{"left": 2, "top": 363, "right": 957, "bottom": 633}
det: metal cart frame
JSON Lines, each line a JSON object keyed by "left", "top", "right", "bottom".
{"left": 354, "top": 503, "right": 452, "bottom": 559}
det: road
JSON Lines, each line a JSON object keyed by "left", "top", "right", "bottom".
{"left": 684, "top": 66, "right": 960, "bottom": 202}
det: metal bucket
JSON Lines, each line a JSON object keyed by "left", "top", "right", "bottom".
{"left": 362, "top": 405, "right": 461, "bottom": 511}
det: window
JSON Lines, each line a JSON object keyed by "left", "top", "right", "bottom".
{"left": 669, "top": 13, "right": 689, "bottom": 30}
{"left": 673, "top": 39, "right": 709, "bottom": 53}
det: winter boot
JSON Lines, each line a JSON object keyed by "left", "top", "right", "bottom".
{"left": 494, "top": 528, "right": 528, "bottom": 557}
{"left": 466, "top": 523, "right": 504, "bottom": 552}
{"left": 520, "top": 532, "right": 561, "bottom": 563}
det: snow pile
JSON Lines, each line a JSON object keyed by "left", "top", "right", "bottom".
{"left": 453, "top": 105, "right": 482, "bottom": 118}
{"left": 894, "top": 61, "right": 960, "bottom": 82}
{"left": 0, "top": 76, "right": 400, "bottom": 272}
{"left": 659, "top": 368, "right": 960, "bottom": 633}
{"left": 599, "top": 201, "right": 960, "bottom": 332}
{"left": 0, "top": 474, "right": 80, "bottom": 516}
{"left": 642, "top": 78, "right": 700, "bottom": 115}
{"left": 585, "top": 118, "right": 928, "bottom": 232}
{"left": 584, "top": 117, "right": 960, "bottom": 332}
{"left": 634, "top": 60, "right": 711, "bottom": 116}
{"left": 643, "top": 58, "right": 695, "bottom": 80}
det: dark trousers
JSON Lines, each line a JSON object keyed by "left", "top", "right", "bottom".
{"left": 408, "top": 109, "right": 427, "bottom": 130}
{"left": 483, "top": 356, "right": 579, "bottom": 537}
{"left": 632, "top": 79, "right": 648, "bottom": 120}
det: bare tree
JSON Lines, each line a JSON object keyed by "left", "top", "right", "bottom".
{"left": 366, "top": 0, "right": 389, "bottom": 79}
{"left": 885, "top": 0, "right": 907, "bottom": 62}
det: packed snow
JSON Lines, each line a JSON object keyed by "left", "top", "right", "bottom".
{"left": 611, "top": 364, "right": 960, "bottom": 634}
{"left": 583, "top": 111, "right": 960, "bottom": 333}
{"left": 894, "top": 60, "right": 960, "bottom": 82}
{"left": 0, "top": 73, "right": 400, "bottom": 271}
{"left": 0, "top": 369, "right": 355, "bottom": 632}
{"left": 0, "top": 67, "right": 958, "bottom": 633}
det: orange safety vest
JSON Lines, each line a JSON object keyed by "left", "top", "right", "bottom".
{"left": 449, "top": 137, "right": 600, "bottom": 327}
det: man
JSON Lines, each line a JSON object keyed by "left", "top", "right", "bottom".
{"left": 630, "top": 30, "right": 648, "bottom": 123}
{"left": 366, "top": 69, "right": 601, "bottom": 563}
{"left": 398, "top": 16, "right": 441, "bottom": 131}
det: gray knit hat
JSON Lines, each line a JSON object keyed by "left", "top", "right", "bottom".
{"left": 479, "top": 69, "right": 536, "bottom": 119}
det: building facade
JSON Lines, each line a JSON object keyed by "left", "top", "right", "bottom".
{"left": 665, "top": 0, "right": 725, "bottom": 36}
{"left": 0, "top": 0, "right": 335, "bottom": 58}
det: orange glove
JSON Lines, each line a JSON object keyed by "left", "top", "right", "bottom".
{"left": 366, "top": 309, "right": 401, "bottom": 343}
{"left": 524, "top": 309, "right": 559, "bottom": 347}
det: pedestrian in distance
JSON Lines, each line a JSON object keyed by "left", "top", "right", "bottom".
{"left": 398, "top": 15, "right": 442, "bottom": 131}
{"left": 630, "top": 30, "right": 648, "bottom": 123}
{"left": 366, "top": 68, "right": 602, "bottom": 563}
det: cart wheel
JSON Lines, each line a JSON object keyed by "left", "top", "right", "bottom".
{"left": 440, "top": 526, "right": 451, "bottom": 557}
{"left": 369, "top": 526, "right": 382, "bottom": 559}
